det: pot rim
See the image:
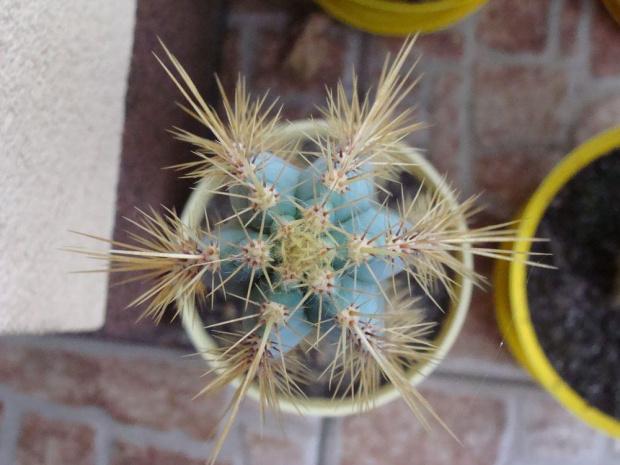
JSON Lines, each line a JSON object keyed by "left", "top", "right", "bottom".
{"left": 495, "top": 126, "right": 620, "bottom": 437}
{"left": 314, "top": 0, "right": 488, "bottom": 35}
{"left": 179, "top": 119, "right": 473, "bottom": 417}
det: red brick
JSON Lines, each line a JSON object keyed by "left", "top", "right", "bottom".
{"left": 474, "top": 65, "right": 568, "bottom": 150}
{"left": 446, "top": 254, "right": 518, "bottom": 368}
{"left": 416, "top": 31, "right": 465, "bottom": 58}
{"left": 561, "top": 0, "right": 581, "bottom": 56}
{"left": 240, "top": 402, "right": 321, "bottom": 465}
{"left": 111, "top": 442, "right": 230, "bottom": 465}
{"left": 0, "top": 343, "right": 226, "bottom": 440}
{"left": 246, "top": 433, "right": 307, "bottom": 465}
{"left": 252, "top": 13, "right": 347, "bottom": 95}
{"left": 219, "top": 27, "right": 242, "bottom": 99}
{"left": 229, "top": 0, "right": 282, "bottom": 14}
{"left": 591, "top": 2, "right": 620, "bottom": 77}
{"left": 473, "top": 149, "right": 563, "bottom": 218}
{"left": 230, "top": 0, "right": 316, "bottom": 14}
{"left": 17, "top": 415, "right": 96, "bottom": 465}
{"left": 97, "top": 357, "right": 225, "bottom": 440}
{"left": 360, "top": 37, "right": 427, "bottom": 147}
{"left": 573, "top": 93, "right": 620, "bottom": 145}
{"left": 0, "top": 345, "right": 101, "bottom": 407}
{"left": 477, "top": 0, "right": 549, "bottom": 53}
{"left": 429, "top": 73, "right": 463, "bottom": 185}
{"left": 519, "top": 394, "right": 601, "bottom": 458}
{"left": 276, "top": 93, "right": 325, "bottom": 122}
{"left": 366, "top": 31, "right": 463, "bottom": 69}
{"left": 340, "top": 388, "right": 507, "bottom": 465}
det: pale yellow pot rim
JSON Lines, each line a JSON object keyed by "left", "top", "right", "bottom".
{"left": 180, "top": 119, "right": 473, "bottom": 417}
{"left": 495, "top": 126, "right": 620, "bottom": 437}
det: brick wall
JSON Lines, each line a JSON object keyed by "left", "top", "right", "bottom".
{"left": 1, "top": 0, "right": 619, "bottom": 464}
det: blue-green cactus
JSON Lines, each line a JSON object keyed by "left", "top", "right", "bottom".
{"left": 295, "top": 157, "right": 376, "bottom": 223}
{"left": 205, "top": 150, "right": 398, "bottom": 355}
{"left": 230, "top": 151, "right": 302, "bottom": 227}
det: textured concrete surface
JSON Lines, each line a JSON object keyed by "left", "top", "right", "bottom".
{"left": 0, "top": 0, "right": 135, "bottom": 334}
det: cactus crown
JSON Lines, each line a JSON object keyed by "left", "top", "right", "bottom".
{"left": 69, "top": 38, "right": 548, "bottom": 464}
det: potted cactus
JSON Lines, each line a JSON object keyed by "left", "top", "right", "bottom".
{"left": 72, "top": 38, "right": 533, "bottom": 464}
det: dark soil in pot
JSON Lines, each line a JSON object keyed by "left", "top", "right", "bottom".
{"left": 528, "top": 148, "right": 620, "bottom": 418}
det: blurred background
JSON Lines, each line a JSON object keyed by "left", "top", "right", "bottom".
{"left": 1, "top": 0, "right": 619, "bottom": 464}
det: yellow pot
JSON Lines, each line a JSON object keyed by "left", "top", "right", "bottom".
{"left": 494, "top": 126, "right": 620, "bottom": 436}
{"left": 180, "top": 119, "right": 473, "bottom": 416}
{"left": 314, "top": 0, "right": 489, "bottom": 35}
{"left": 603, "top": 0, "right": 620, "bottom": 25}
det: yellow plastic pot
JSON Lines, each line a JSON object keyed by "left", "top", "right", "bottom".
{"left": 603, "top": 0, "right": 620, "bottom": 25}
{"left": 180, "top": 119, "right": 473, "bottom": 416}
{"left": 494, "top": 126, "right": 620, "bottom": 437}
{"left": 314, "top": 0, "right": 489, "bottom": 35}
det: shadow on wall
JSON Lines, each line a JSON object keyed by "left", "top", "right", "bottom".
{"left": 96, "top": 0, "right": 227, "bottom": 345}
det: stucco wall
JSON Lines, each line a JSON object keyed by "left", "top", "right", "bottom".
{"left": 0, "top": 1, "right": 136, "bottom": 333}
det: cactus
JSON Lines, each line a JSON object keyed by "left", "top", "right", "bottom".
{"left": 69, "top": 38, "right": 548, "bottom": 464}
